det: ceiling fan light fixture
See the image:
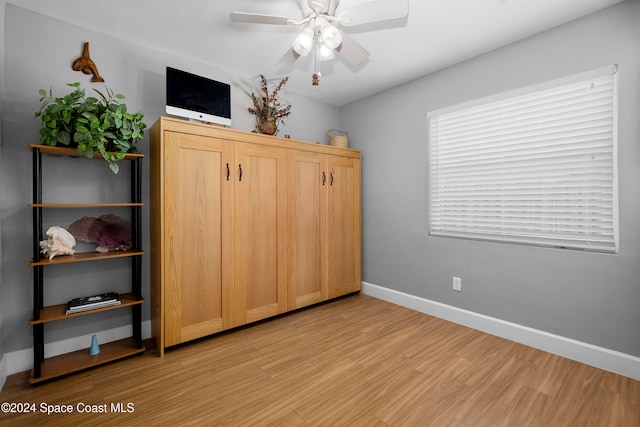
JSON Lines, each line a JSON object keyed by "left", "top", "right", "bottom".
{"left": 320, "top": 23, "right": 342, "bottom": 49}
{"left": 316, "top": 40, "right": 335, "bottom": 61}
{"left": 231, "top": 0, "right": 408, "bottom": 85}
{"left": 292, "top": 27, "right": 314, "bottom": 56}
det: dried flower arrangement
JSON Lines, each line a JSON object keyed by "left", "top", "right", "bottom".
{"left": 245, "top": 75, "right": 291, "bottom": 135}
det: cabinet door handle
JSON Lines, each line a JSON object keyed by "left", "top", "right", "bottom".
{"left": 330, "top": 172, "right": 334, "bottom": 186}
{"left": 322, "top": 171, "right": 326, "bottom": 186}
{"left": 239, "top": 164, "right": 243, "bottom": 182}
{"left": 226, "top": 163, "right": 230, "bottom": 181}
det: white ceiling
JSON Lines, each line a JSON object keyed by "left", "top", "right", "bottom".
{"left": 11, "top": 0, "right": 627, "bottom": 106}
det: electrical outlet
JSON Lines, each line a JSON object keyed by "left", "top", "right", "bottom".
{"left": 453, "top": 277, "right": 462, "bottom": 292}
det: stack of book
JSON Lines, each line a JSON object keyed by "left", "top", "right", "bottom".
{"left": 66, "top": 292, "right": 120, "bottom": 314}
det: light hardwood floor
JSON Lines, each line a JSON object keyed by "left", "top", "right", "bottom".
{"left": 1, "top": 294, "right": 638, "bottom": 426}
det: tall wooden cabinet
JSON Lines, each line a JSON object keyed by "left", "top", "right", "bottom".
{"left": 156, "top": 131, "right": 234, "bottom": 347}
{"left": 287, "top": 151, "right": 361, "bottom": 310}
{"left": 326, "top": 155, "right": 361, "bottom": 298}
{"left": 150, "top": 117, "right": 361, "bottom": 355}
{"left": 234, "top": 142, "right": 289, "bottom": 325}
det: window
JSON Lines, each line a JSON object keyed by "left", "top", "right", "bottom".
{"left": 428, "top": 66, "right": 618, "bottom": 253}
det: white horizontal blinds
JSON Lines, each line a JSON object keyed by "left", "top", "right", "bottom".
{"left": 428, "top": 68, "right": 618, "bottom": 253}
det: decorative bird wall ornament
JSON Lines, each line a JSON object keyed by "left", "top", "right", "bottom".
{"left": 72, "top": 42, "right": 104, "bottom": 82}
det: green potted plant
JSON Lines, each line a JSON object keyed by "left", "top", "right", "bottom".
{"left": 35, "top": 82, "right": 146, "bottom": 173}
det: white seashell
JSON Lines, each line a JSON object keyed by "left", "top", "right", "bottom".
{"left": 39, "top": 226, "right": 76, "bottom": 260}
{"left": 47, "top": 225, "right": 76, "bottom": 248}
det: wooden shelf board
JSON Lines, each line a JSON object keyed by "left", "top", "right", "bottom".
{"left": 29, "top": 337, "right": 145, "bottom": 384}
{"left": 30, "top": 250, "right": 144, "bottom": 266}
{"left": 29, "top": 144, "right": 144, "bottom": 160}
{"left": 30, "top": 203, "right": 144, "bottom": 208}
{"left": 30, "top": 293, "right": 144, "bottom": 324}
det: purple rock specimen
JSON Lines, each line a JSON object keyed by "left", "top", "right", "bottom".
{"left": 69, "top": 214, "right": 132, "bottom": 252}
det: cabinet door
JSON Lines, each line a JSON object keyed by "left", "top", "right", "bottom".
{"left": 327, "top": 155, "right": 362, "bottom": 297}
{"left": 163, "top": 131, "right": 234, "bottom": 346}
{"left": 287, "top": 150, "right": 327, "bottom": 309}
{"left": 234, "top": 142, "right": 288, "bottom": 324}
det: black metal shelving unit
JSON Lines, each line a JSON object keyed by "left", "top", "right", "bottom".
{"left": 29, "top": 144, "right": 145, "bottom": 384}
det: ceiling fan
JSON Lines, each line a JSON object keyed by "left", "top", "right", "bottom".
{"left": 230, "top": 0, "right": 409, "bottom": 85}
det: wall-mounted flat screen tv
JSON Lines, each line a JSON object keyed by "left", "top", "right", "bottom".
{"left": 166, "top": 66, "right": 231, "bottom": 126}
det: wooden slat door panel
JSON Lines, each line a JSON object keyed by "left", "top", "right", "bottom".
{"left": 327, "top": 155, "right": 362, "bottom": 297}
{"left": 287, "top": 150, "right": 326, "bottom": 309}
{"left": 234, "top": 142, "right": 288, "bottom": 324}
{"left": 163, "top": 131, "right": 234, "bottom": 346}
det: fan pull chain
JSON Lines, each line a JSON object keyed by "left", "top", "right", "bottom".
{"left": 313, "top": 26, "right": 320, "bottom": 86}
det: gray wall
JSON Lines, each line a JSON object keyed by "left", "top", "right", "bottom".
{"left": 0, "top": 4, "right": 340, "bottom": 354}
{"left": 0, "top": 2, "right": 6, "bottom": 369}
{"left": 341, "top": 0, "right": 640, "bottom": 357}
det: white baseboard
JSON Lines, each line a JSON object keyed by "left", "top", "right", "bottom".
{"left": 362, "top": 282, "right": 640, "bottom": 381}
{"left": 3, "top": 320, "right": 151, "bottom": 380}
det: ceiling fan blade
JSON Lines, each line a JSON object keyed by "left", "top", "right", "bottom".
{"left": 336, "top": 32, "right": 369, "bottom": 66}
{"left": 230, "top": 11, "right": 296, "bottom": 26}
{"left": 276, "top": 48, "right": 301, "bottom": 68}
{"left": 338, "top": 0, "right": 409, "bottom": 27}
